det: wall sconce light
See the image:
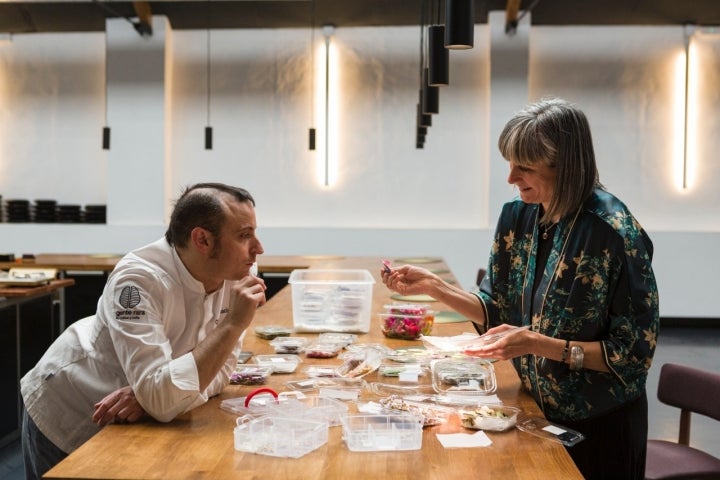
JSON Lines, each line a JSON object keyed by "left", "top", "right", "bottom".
{"left": 315, "top": 24, "right": 337, "bottom": 187}
{"left": 445, "top": 0, "right": 474, "bottom": 49}
{"left": 681, "top": 24, "right": 694, "bottom": 189}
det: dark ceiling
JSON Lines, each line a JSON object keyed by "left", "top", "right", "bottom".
{"left": 0, "top": 0, "right": 719, "bottom": 34}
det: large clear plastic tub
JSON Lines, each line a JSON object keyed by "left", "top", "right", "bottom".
{"left": 233, "top": 415, "right": 328, "bottom": 458}
{"left": 340, "top": 413, "right": 423, "bottom": 451}
{"left": 289, "top": 269, "right": 375, "bottom": 333}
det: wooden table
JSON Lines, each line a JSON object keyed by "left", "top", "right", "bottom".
{"left": 43, "top": 257, "right": 582, "bottom": 480}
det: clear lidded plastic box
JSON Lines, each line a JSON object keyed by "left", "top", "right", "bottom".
{"left": 233, "top": 415, "right": 328, "bottom": 458}
{"left": 458, "top": 404, "right": 520, "bottom": 431}
{"left": 289, "top": 269, "right": 375, "bottom": 333}
{"left": 431, "top": 358, "right": 497, "bottom": 395}
{"left": 340, "top": 413, "right": 423, "bottom": 452}
{"left": 254, "top": 354, "right": 302, "bottom": 373}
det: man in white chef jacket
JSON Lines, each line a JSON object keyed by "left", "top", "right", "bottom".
{"left": 20, "top": 182, "right": 266, "bottom": 480}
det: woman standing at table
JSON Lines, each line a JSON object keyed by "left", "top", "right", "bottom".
{"left": 382, "top": 98, "right": 659, "bottom": 480}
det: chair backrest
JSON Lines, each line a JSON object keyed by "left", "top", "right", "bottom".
{"left": 656, "top": 363, "right": 720, "bottom": 445}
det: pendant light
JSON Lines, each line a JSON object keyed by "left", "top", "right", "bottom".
{"left": 428, "top": 1, "right": 448, "bottom": 86}
{"left": 422, "top": 67, "right": 439, "bottom": 114}
{"left": 102, "top": 30, "right": 110, "bottom": 150}
{"left": 204, "top": 0, "right": 212, "bottom": 150}
{"left": 417, "top": 101, "right": 432, "bottom": 128}
{"left": 428, "top": 25, "right": 449, "bottom": 86}
{"left": 308, "top": 0, "right": 316, "bottom": 150}
{"left": 445, "top": 0, "right": 474, "bottom": 49}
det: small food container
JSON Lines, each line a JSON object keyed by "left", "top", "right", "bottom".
{"left": 340, "top": 413, "right": 423, "bottom": 452}
{"left": 431, "top": 358, "right": 497, "bottom": 395}
{"left": 379, "top": 312, "right": 434, "bottom": 340}
{"left": 459, "top": 404, "right": 520, "bottom": 431}
{"left": 384, "top": 303, "right": 431, "bottom": 315}
{"left": 378, "top": 395, "right": 455, "bottom": 426}
{"left": 269, "top": 336, "right": 310, "bottom": 354}
{"left": 317, "top": 332, "right": 357, "bottom": 347}
{"left": 335, "top": 348, "right": 382, "bottom": 380}
{"left": 255, "top": 325, "right": 293, "bottom": 340}
{"left": 377, "top": 363, "right": 427, "bottom": 378}
{"left": 305, "top": 341, "right": 344, "bottom": 359}
{"left": 229, "top": 366, "right": 273, "bottom": 386}
{"left": 254, "top": 354, "right": 302, "bottom": 373}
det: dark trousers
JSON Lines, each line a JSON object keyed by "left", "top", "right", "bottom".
{"left": 21, "top": 405, "right": 68, "bottom": 480}
{"left": 555, "top": 391, "right": 648, "bottom": 480}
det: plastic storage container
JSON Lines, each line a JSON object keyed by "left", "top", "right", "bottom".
{"left": 431, "top": 358, "right": 497, "bottom": 395}
{"left": 289, "top": 269, "right": 375, "bottom": 333}
{"left": 459, "top": 404, "right": 520, "bottom": 431}
{"left": 379, "top": 312, "right": 434, "bottom": 340}
{"left": 340, "top": 413, "right": 423, "bottom": 451}
{"left": 233, "top": 415, "right": 328, "bottom": 458}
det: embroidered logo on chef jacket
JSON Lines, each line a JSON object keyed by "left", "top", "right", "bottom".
{"left": 116, "top": 285, "right": 146, "bottom": 319}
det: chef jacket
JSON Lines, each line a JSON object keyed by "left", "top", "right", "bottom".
{"left": 21, "top": 238, "right": 244, "bottom": 453}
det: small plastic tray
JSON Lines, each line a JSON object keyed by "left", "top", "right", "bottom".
{"left": 515, "top": 414, "right": 585, "bottom": 446}
{"left": 378, "top": 395, "right": 455, "bottom": 426}
{"left": 229, "top": 366, "right": 273, "bottom": 386}
{"left": 269, "top": 336, "right": 310, "bottom": 354}
{"left": 255, "top": 325, "right": 293, "bottom": 340}
{"left": 340, "top": 414, "right": 423, "bottom": 452}
{"left": 335, "top": 348, "right": 382, "bottom": 380}
{"left": 254, "top": 354, "right": 302, "bottom": 373}
{"left": 431, "top": 358, "right": 497, "bottom": 395}
{"left": 459, "top": 404, "right": 521, "bottom": 431}
{"left": 234, "top": 415, "right": 328, "bottom": 458}
{"left": 378, "top": 363, "right": 428, "bottom": 378}
{"left": 304, "top": 341, "right": 344, "bottom": 359}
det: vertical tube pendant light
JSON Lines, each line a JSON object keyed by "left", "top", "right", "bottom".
{"left": 417, "top": 101, "right": 432, "bottom": 127}
{"left": 422, "top": 67, "right": 439, "bottom": 114}
{"left": 102, "top": 31, "right": 110, "bottom": 150}
{"left": 204, "top": 1, "right": 213, "bottom": 150}
{"left": 445, "top": 0, "right": 474, "bottom": 49}
{"left": 308, "top": 0, "right": 316, "bottom": 150}
{"left": 428, "top": 25, "right": 449, "bottom": 86}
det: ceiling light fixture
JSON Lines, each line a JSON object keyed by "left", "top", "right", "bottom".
{"left": 428, "top": 1, "right": 448, "bottom": 86}
{"left": 308, "top": 0, "right": 316, "bottom": 150}
{"left": 444, "top": 0, "right": 474, "bottom": 49}
{"left": 204, "top": 0, "right": 212, "bottom": 150}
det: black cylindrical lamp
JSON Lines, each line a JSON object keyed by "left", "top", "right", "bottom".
{"left": 422, "top": 68, "right": 439, "bottom": 114}
{"left": 445, "top": 0, "right": 474, "bottom": 49}
{"left": 204, "top": 126, "right": 213, "bottom": 150}
{"left": 417, "top": 102, "right": 432, "bottom": 128}
{"left": 428, "top": 25, "right": 449, "bottom": 86}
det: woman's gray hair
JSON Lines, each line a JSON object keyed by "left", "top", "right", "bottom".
{"left": 498, "top": 98, "right": 601, "bottom": 224}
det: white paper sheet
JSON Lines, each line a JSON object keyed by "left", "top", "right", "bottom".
{"left": 436, "top": 431, "right": 493, "bottom": 448}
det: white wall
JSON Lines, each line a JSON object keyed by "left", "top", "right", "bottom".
{"left": 0, "top": 14, "right": 718, "bottom": 318}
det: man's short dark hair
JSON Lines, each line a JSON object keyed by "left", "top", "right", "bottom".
{"left": 165, "top": 183, "right": 255, "bottom": 248}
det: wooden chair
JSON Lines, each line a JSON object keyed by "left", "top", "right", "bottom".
{"left": 645, "top": 363, "right": 720, "bottom": 480}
